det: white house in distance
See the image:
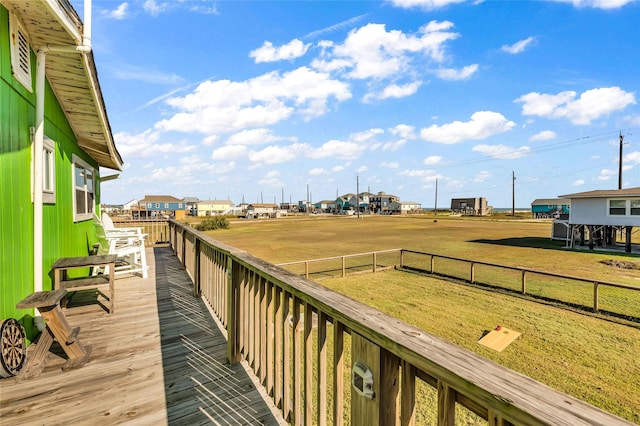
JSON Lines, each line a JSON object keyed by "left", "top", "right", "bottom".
{"left": 559, "top": 187, "right": 640, "bottom": 252}
{"left": 389, "top": 200, "right": 422, "bottom": 214}
{"left": 246, "top": 203, "right": 279, "bottom": 218}
{"left": 196, "top": 199, "right": 233, "bottom": 216}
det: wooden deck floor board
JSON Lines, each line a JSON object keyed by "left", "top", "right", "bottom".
{"left": 0, "top": 247, "right": 284, "bottom": 426}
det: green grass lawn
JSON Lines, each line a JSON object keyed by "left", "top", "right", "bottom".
{"left": 201, "top": 215, "right": 640, "bottom": 423}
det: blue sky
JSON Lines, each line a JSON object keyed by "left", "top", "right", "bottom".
{"left": 74, "top": 0, "right": 639, "bottom": 207}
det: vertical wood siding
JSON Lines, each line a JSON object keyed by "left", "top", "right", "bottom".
{"left": 1, "top": 5, "right": 101, "bottom": 323}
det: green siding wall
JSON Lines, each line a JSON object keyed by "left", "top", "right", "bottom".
{"left": 1, "top": 5, "right": 102, "bottom": 324}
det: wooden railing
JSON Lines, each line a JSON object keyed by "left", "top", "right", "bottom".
{"left": 169, "top": 220, "right": 631, "bottom": 426}
{"left": 112, "top": 219, "right": 170, "bottom": 246}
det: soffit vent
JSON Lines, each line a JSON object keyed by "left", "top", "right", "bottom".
{"left": 9, "top": 12, "right": 33, "bottom": 92}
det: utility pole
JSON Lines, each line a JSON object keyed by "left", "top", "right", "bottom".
{"left": 618, "top": 131, "right": 624, "bottom": 190}
{"left": 512, "top": 171, "right": 516, "bottom": 216}
{"left": 356, "top": 174, "right": 360, "bottom": 219}
{"left": 434, "top": 178, "right": 438, "bottom": 216}
{"left": 260, "top": 191, "right": 263, "bottom": 204}
{"left": 306, "top": 184, "right": 310, "bottom": 216}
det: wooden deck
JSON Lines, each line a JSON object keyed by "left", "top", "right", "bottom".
{"left": 0, "top": 247, "right": 285, "bottom": 425}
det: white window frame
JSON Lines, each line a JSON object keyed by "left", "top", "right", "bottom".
{"left": 72, "top": 155, "right": 95, "bottom": 222}
{"left": 42, "top": 137, "right": 56, "bottom": 204}
{"left": 630, "top": 199, "right": 640, "bottom": 216}
{"left": 9, "top": 12, "right": 32, "bottom": 92}
{"left": 607, "top": 199, "right": 627, "bottom": 216}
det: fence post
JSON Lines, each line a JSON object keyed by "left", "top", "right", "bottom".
{"left": 522, "top": 270, "right": 527, "bottom": 294}
{"left": 305, "top": 261, "right": 309, "bottom": 279}
{"left": 594, "top": 282, "right": 599, "bottom": 313}
{"left": 400, "top": 249, "right": 404, "bottom": 268}
{"left": 342, "top": 257, "right": 346, "bottom": 277}
{"left": 373, "top": 252, "right": 377, "bottom": 273}
{"left": 430, "top": 255, "right": 435, "bottom": 274}
{"left": 470, "top": 262, "right": 475, "bottom": 284}
{"left": 227, "top": 257, "right": 241, "bottom": 364}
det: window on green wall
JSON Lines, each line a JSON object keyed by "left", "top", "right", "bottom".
{"left": 43, "top": 137, "right": 56, "bottom": 204}
{"left": 72, "top": 155, "right": 95, "bottom": 221}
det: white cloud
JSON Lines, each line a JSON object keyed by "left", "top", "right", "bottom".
{"left": 597, "top": 168, "right": 616, "bottom": 181}
{"left": 389, "top": 0, "right": 466, "bottom": 9}
{"left": 515, "top": 87, "right": 636, "bottom": 125}
{"left": 103, "top": 3, "right": 129, "bottom": 19}
{"left": 381, "top": 161, "right": 400, "bottom": 168}
{"left": 250, "top": 39, "right": 311, "bottom": 63}
{"left": 114, "top": 129, "right": 196, "bottom": 158}
{"left": 211, "top": 145, "right": 248, "bottom": 160}
{"left": 308, "top": 140, "right": 367, "bottom": 160}
{"left": 472, "top": 144, "right": 531, "bottom": 159}
{"left": 434, "top": 64, "right": 479, "bottom": 80}
{"left": 366, "top": 81, "right": 422, "bottom": 102}
{"left": 226, "top": 128, "right": 284, "bottom": 145}
{"left": 249, "top": 144, "right": 305, "bottom": 164}
{"left": 389, "top": 124, "right": 417, "bottom": 139}
{"left": 501, "top": 37, "right": 536, "bottom": 54}
{"left": 309, "top": 168, "right": 327, "bottom": 175}
{"left": 110, "top": 64, "right": 184, "bottom": 85}
{"left": 313, "top": 21, "right": 460, "bottom": 80}
{"left": 572, "top": 179, "right": 585, "bottom": 186}
{"left": 420, "top": 111, "right": 516, "bottom": 144}
{"left": 332, "top": 165, "right": 346, "bottom": 172}
{"left": 258, "top": 171, "right": 283, "bottom": 187}
{"left": 351, "top": 128, "right": 384, "bottom": 143}
{"left": 530, "top": 130, "right": 557, "bottom": 141}
{"left": 550, "top": 0, "right": 636, "bottom": 9}
{"left": 424, "top": 155, "right": 442, "bottom": 165}
{"left": 624, "top": 114, "right": 640, "bottom": 126}
{"left": 156, "top": 67, "right": 351, "bottom": 134}
{"left": 624, "top": 151, "right": 640, "bottom": 165}
{"left": 474, "top": 170, "right": 491, "bottom": 182}
{"left": 143, "top": 0, "right": 165, "bottom": 15}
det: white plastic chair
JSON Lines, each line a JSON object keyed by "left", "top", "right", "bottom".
{"left": 94, "top": 214, "right": 148, "bottom": 278}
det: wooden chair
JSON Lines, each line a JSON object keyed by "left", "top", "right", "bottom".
{"left": 93, "top": 214, "right": 149, "bottom": 278}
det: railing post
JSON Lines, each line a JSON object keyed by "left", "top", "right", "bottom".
{"left": 594, "top": 282, "right": 599, "bottom": 313}
{"left": 194, "top": 239, "right": 201, "bottom": 297}
{"left": 470, "top": 262, "right": 475, "bottom": 284}
{"left": 437, "top": 380, "right": 456, "bottom": 426}
{"left": 227, "top": 257, "right": 241, "bottom": 364}
{"left": 522, "top": 270, "right": 527, "bottom": 294}
{"left": 181, "top": 227, "right": 186, "bottom": 267}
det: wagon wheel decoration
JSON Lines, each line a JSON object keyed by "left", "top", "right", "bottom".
{"left": 0, "top": 318, "right": 27, "bottom": 378}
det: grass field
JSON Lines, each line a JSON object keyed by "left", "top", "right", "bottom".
{"left": 198, "top": 215, "right": 640, "bottom": 423}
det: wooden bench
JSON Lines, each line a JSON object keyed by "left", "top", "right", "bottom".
{"left": 52, "top": 254, "right": 117, "bottom": 314}
{"left": 16, "top": 290, "right": 92, "bottom": 374}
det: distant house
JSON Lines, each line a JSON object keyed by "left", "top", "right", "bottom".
{"left": 196, "top": 200, "right": 233, "bottom": 216}
{"left": 559, "top": 187, "right": 640, "bottom": 252}
{"left": 123, "top": 199, "right": 139, "bottom": 212}
{"left": 451, "top": 197, "right": 489, "bottom": 216}
{"left": 531, "top": 198, "right": 570, "bottom": 218}
{"left": 336, "top": 194, "right": 355, "bottom": 211}
{"left": 246, "top": 203, "right": 278, "bottom": 218}
{"left": 183, "top": 196, "right": 200, "bottom": 216}
{"left": 390, "top": 201, "right": 422, "bottom": 215}
{"left": 314, "top": 200, "right": 335, "bottom": 212}
{"left": 138, "top": 195, "right": 186, "bottom": 219}
{"left": 1, "top": 3, "right": 122, "bottom": 325}
{"left": 369, "top": 192, "right": 399, "bottom": 213}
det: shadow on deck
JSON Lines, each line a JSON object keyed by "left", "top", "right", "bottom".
{"left": 0, "top": 247, "right": 283, "bottom": 425}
